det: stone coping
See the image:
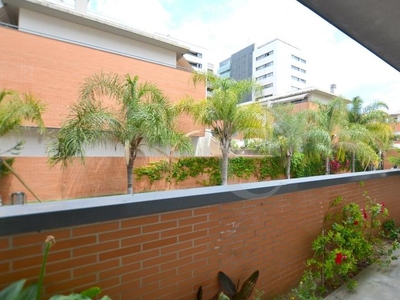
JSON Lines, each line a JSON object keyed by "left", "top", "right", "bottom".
{"left": 0, "top": 170, "right": 398, "bottom": 236}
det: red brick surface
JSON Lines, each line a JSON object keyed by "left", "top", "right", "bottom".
{"left": 0, "top": 176, "right": 399, "bottom": 299}
{"left": 0, "top": 26, "right": 205, "bottom": 202}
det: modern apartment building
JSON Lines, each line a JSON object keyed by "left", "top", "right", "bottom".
{"left": 218, "top": 38, "right": 308, "bottom": 103}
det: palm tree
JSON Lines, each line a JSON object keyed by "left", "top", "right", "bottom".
{"left": 178, "top": 72, "right": 266, "bottom": 185}
{"left": 0, "top": 89, "right": 46, "bottom": 201}
{"left": 48, "top": 73, "right": 192, "bottom": 194}
{"left": 346, "top": 96, "right": 392, "bottom": 171}
{"left": 0, "top": 90, "right": 45, "bottom": 137}
{"left": 271, "top": 105, "right": 307, "bottom": 179}
{"left": 305, "top": 98, "right": 349, "bottom": 175}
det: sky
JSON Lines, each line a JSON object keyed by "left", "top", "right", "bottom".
{"left": 55, "top": 0, "right": 400, "bottom": 113}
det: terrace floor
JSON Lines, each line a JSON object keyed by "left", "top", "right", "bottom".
{"left": 324, "top": 249, "right": 400, "bottom": 299}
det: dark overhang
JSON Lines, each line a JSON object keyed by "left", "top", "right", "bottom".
{"left": 297, "top": 0, "right": 400, "bottom": 72}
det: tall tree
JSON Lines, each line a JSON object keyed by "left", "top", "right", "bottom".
{"left": 271, "top": 105, "right": 307, "bottom": 179}
{"left": 346, "top": 96, "right": 392, "bottom": 171}
{"left": 305, "top": 98, "right": 349, "bottom": 174}
{"left": 179, "top": 73, "right": 266, "bottom": 185}
{"left": 48, "top": 73, "right": 192, "bottom": 194}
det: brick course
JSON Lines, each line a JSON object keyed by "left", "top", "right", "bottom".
{"left": 0, "top": 176, "right": 399, "bottom": 299}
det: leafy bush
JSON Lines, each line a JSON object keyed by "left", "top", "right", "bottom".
{"left": 290, "top": 191, "right": 399, "bottom": 299}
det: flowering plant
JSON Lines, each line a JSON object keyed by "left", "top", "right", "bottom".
{"left": 291, "top": 190, "right": 399, "bottom": 299}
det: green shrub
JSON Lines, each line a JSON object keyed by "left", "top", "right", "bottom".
{"left": 291, "top": 192, "right": 399, "bottom": 299}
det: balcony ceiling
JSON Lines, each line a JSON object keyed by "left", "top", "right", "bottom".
{"left": 297, "top": 0, "right": 400, "bottom": 72}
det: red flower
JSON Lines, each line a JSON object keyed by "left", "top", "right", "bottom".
{"left": 335, "top": 252, "right": 347, "bottom": 264}
{"left": 362, "top": 208, "right": 368, "bottom": 219}
{"left": 380, "top": 202, "right": 385, "bottom": 213}
{"left": 354, "top": 220, "right": 359, "bottom": 225}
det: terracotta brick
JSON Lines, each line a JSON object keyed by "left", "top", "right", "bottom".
{"left": 121, "top": 215, "right": 159, "bottom": 228}
{"left": 160, "top": 210, "right": 193, "bottom": 221}
{"left": 161, "top": 225, "right": 192, "bottom": 238}
{"left": 142, "top": 252, "right": 176, "bottom": 269}
{"left": 99, "top": 227, "right": 140, "bottom": 242}
{"left": 142, "top": 220, "right": 177, "bottom": 233}
{"left": 121, "top": 249, "right": 159, "bottom": 265}
{"left": 73, "top": 241, "right": 119, "bottom": 257}
{"left": 179, "top": 215, "right": 208, "bottom": 226}
{"left": 73, "top": 258, "right": 120, "bottom": 277}
{"left": 0, "top": 244, "right": 42, "bottom": 261}
{"left": 143, "top": 237, "right": 177, "bottom": 251}
{"left": 12, "top": 229, "right": 71, "bottom": 247}
{"left": 99, "top": 262, "right": 141, "bottom": 280}
{"left": 0, "top": 238, "right": 9, "bottom": 249}
{"left": 99, "top": 245, "right": 141, "bottom": 261}
{"left": 46, "top": 254, "right": 97, "bottom": 274}
{"left": 121, "top": 266, "right": 159, "bottom": 283}
{"left": 121, "top": 232, "right": 159, "bottom": 247}
{"left": 72, "top": 222, "right": 120, "bottom": 237}
{"left": 160, "top": 241, "right": 192, "bottom": 255}
{"left": 45, "top": 274, "right": 98, "bottom": 295}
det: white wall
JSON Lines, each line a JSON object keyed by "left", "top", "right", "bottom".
{"left": 18, "top": 8, "right": 177, "bottom": 67}
{"left": 253, "top": 39, "right": 308, "bottom": 100}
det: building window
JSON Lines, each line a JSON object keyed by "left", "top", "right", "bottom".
{"left": 189, "top": 62, "right": 203, "bottom": 69}
{"left": 256, "top": 72, "right": 273, "bottom": 81}
{"left": 291, "top": 75, "right": 306, "bottom": 84}
{"left": 256, "top": 50, "right": 274, "bottom": 61}
{"left": 291, "top": 54, "right": 306, "bottom": 63}
{"left": 291, "top": 65, "right": 306, "bottom": 73}
{"left": 188, "top": 51, "right": 203, "bottom": 58}
{"left": 291, "top": 86, "right": 300, "bottom": 91}
{"left": 255, "top": 61, "right": 273, "bottom": 71}
{"left": 262, "top": 83, "right": 273, "bottom": 89}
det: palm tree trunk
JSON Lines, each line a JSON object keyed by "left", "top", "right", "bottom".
{"left": 221, "top": 139, "right": 230, "bottom": 185}
{"left": 351, "top": 151, "right": 356, "bottom": 172}
{"left": 127, "top": 161, "right": 134, "bottom": 194}
{"left": 325, "top": 156, "right": 330, "bottom": 175}
{"left": 286, "top": 151, "right": 291, "bottom": 179}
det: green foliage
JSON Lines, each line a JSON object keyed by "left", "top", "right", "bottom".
{"left": 0, "top": 158, "right": 14, "bottom": 177}
{"left": 290, "top": 153, "right": 325, "bottom": 178}
{"left": 134, "top": 156, "right": 285, "bottom": 188}
{"left": 291, "top": 192, "right": 399, "bottom": 299}
{"left": 0, "top": 236, "right": 110, "bottom": 300}
{"left": 383, "top": 219, "right": 399, "bottom": 240}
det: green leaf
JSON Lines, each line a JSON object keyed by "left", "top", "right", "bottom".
{"left": 17, "top": 284, "right": 38, "bottom": 300}
{"left": 80, "top": 287, "right": 101, "bottom": 298}
{"left": 0, "top": 280, "right": 26, "bottom": 300}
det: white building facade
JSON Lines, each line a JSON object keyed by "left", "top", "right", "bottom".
{"left": 218, "top": 38, "right": 308, "bottom": 102}
{"left": 254, "top": 39, "right": 308, "bottom": 101}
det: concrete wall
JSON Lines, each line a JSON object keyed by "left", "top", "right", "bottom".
{"left": 19, "top": 8, "right": 177, "bottom": 67}
{"left": 0, "top": 171, "right": 399, "bottom": 299}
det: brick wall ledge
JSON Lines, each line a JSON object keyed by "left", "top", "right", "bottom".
{"left": 0, "top": 170, "right": 399, "bottom": 237}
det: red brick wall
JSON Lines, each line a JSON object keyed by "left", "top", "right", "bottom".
{"left": 0, "top": 26, "right": 204, "bottom": 131}
{"left": 0, "top": 157, "right": 127, "bottom": 203}
{"left": 0, "top": 26, "right": 205, "bottom": 201}
{"left": 1, "top": 176, "right": 399, "bottom": 299}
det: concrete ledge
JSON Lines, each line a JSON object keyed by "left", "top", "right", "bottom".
{"left": 0, "top": 170, "right": 399, "bottom": 236}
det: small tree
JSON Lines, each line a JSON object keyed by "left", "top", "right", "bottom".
{"left": 178, "top": 73, "right": 266, "bottom": 185}
{"left": 48, "top": 73, "right": 192, "bottom": 194}
{"left": 271, "top": 105, "right": 307, "bottom": 179}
